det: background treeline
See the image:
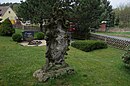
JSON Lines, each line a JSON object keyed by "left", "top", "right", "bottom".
{"left": 0, "top": 2, "right": 20, "bottom": 16}
{"left": 114, "top": 3, "right": 130, "bottom": 28}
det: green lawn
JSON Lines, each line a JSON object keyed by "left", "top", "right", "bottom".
{"left": 15, "top": 28, "right": 24, "bottom": 35}
{"left": 96, "top": 32, "right": 130, "bottom": 38}
{"left": 0, "top": 33, "right": 130, "bottom": 86}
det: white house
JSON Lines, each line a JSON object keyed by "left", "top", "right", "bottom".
{"left": 0, "top": 6, "right": 18, "bottom": 24}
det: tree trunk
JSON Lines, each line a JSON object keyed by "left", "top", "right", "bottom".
{"left": 40, "top": 21, "right": 43, "bottom": 32}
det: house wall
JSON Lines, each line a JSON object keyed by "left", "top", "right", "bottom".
{"left": 2, "top": 7, "right": 18, "bottom": 24}
{"left": 98, "top": 23, "right": 107, "bottom": 32}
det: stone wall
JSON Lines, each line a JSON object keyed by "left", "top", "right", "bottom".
{"left": 90, "top": 33, "right": 130, "bottom": 50}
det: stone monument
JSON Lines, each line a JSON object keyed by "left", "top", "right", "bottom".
{"left": 33, "top": 3, "right": 74, "bottom": 82}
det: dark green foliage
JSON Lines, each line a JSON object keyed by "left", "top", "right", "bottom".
{"left": 0, "top": 18, "right": 15, "bottom": 36}
{"left": 115, "top": 16, "right": 120, "bottom": 26}
{"left": 36, "top": 32, "right": 44, "bottom": 40}
{"left": 100, "top": 0, "right": 115, "bottom": 27}
{"left": 0, "top": 2, "right": 13, "bottom": 6}
{"left": 18, "top": 0, "right": 114, "bottom": 38}
{"left": 18, "top": 0, "right": 76, "bottom": 21}
{"left": 71, "top": 40, "right": 107, "bottom": 52}
{"left": 71, "top": 0, "right": 115, "bottom": 39}
{"left": 12, "top": 33, "right": 22, "bottom": 42}
{"left": 109, "top": 12, "right": 115, "bottom": 27}
{"left": 72, "top": 32, "right": 91, "bottom": 40}
{"left": 75, "top": 0, "right": 103, "bottom": 39}
{"left": 122, "top": 46, "right": 130, "bottom": 65}
{"left": 17, "top": 0, "right": 75, "bottom": 32}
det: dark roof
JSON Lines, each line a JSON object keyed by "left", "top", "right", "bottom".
{"left": 0, "top": 6, "right": 9, "bottom": 16}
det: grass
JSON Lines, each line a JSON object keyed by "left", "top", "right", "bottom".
{"left": 15, "top": 28, "right": 24, "bottom": 35}
{"left": 96, "top": 32, "right": 130, "bottom": 38}
{"left": 0, "top": 30, "right": 130, "bottom": 86}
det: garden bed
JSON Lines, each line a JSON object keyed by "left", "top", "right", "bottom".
{"left": 19, "top": 40, "right": 46, "bottom": 46}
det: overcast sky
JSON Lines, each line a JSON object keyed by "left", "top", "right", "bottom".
{"left": 109, "top": 0, "right": 130, "bottom": 8}
{"left": 0, "top": 0, "right": 130, "bottom": 8}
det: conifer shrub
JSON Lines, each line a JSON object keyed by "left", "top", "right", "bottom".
{"left": 36, "top": 32, "right": 44, "bottom": 40}
{"left": 71, "top": 40, "right": 107, "bottom": 52}
{"left": 12, "top": 33, "right": 22, "bottom": 42}
{"left": 0, "top": 18, "right": 15, "bottom": 36}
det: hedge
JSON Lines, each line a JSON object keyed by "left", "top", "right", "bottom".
{"left": 36, "top": 32, "right": 44, "bottom": 40}
{"left": 71, "top": 40, "right": 108, "bottom": 52}
{"left": 122, "top": 46, "right": 130, "bottom": 66}
{"left": 12, "top": 33, "right": 22, "bottom": 42}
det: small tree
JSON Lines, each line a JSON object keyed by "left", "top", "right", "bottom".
{"left": 0, "top": 18, "right": 15, "bottom": 36}
{"left": 100, "top": 0, "right": 115, "bottom": 27}
{"left": 17, "top": 0, "right": 78, "bottom": 32}
{"left": 73, "top": 0, "right": 103, "bottom": 39}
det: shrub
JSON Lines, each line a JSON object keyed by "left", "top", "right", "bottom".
{"left": 36, "top": 32, "right": 44, "bottom": 40}
{"left": 0, "top": 18, "right": 15, "bottom": 36}
{"left": 122, "top": 46, "right": 130, "bottom": 65}
{"left": 12, "top": 34, "right": 22, "bottom": 42}
{"left": 72, "top": 32, "right": 90, "bottom": 40}
{"left": 71, "top": 40, "right": 107, "bottom": 52}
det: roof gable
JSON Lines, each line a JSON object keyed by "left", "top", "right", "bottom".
{"left": 0, "top": 6, "right": 9, "bottom": 16}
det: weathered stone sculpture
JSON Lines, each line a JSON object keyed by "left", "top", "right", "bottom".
{"left": 33, "top": 3, "right": 74, "bottom": 82}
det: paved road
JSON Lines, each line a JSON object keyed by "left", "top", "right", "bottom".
{"left": 93, "top": 33, "right": 130, "bottom": 41}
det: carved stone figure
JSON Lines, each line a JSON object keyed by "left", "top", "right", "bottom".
{"left": 33, "top": 3, "right": 74, "bottom": 82}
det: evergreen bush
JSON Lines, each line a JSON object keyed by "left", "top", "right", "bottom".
{"left": 36, "top": 32, "right": 44, "bottom": 40}
{"left": 71, "top": 40, "right": 107, "bottom": 52}
{"left": 0, "top": 18, "right": 15, "bottom": 36}
{"left": 12, "top": 34, "right": 22, "bottom": 42}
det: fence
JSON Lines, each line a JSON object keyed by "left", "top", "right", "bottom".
{"left": 23, "top": 25, "right": 41, "bottom": 32}
{"left": 90, "top": 33, "right": 130, "bottom": 50}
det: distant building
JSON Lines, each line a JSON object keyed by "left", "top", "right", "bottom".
{"left": 0, "top": 6, "right": 18, "bottom": 24}
{"left": 99, "top": 21, "right": 107, "bottom": 32}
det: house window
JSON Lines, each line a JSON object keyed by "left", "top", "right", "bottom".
{"left": 0, "top": 9, "right": 1, "bottom": 11}
{"left": 0, "top": 13, "right": 2, "bottom": 16}
{"left": 8, "top": 11, "right": 11, "bottom": 13}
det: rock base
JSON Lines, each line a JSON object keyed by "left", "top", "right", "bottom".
{"left": 33, "top": 67, "right": 74, "bottom": 82}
